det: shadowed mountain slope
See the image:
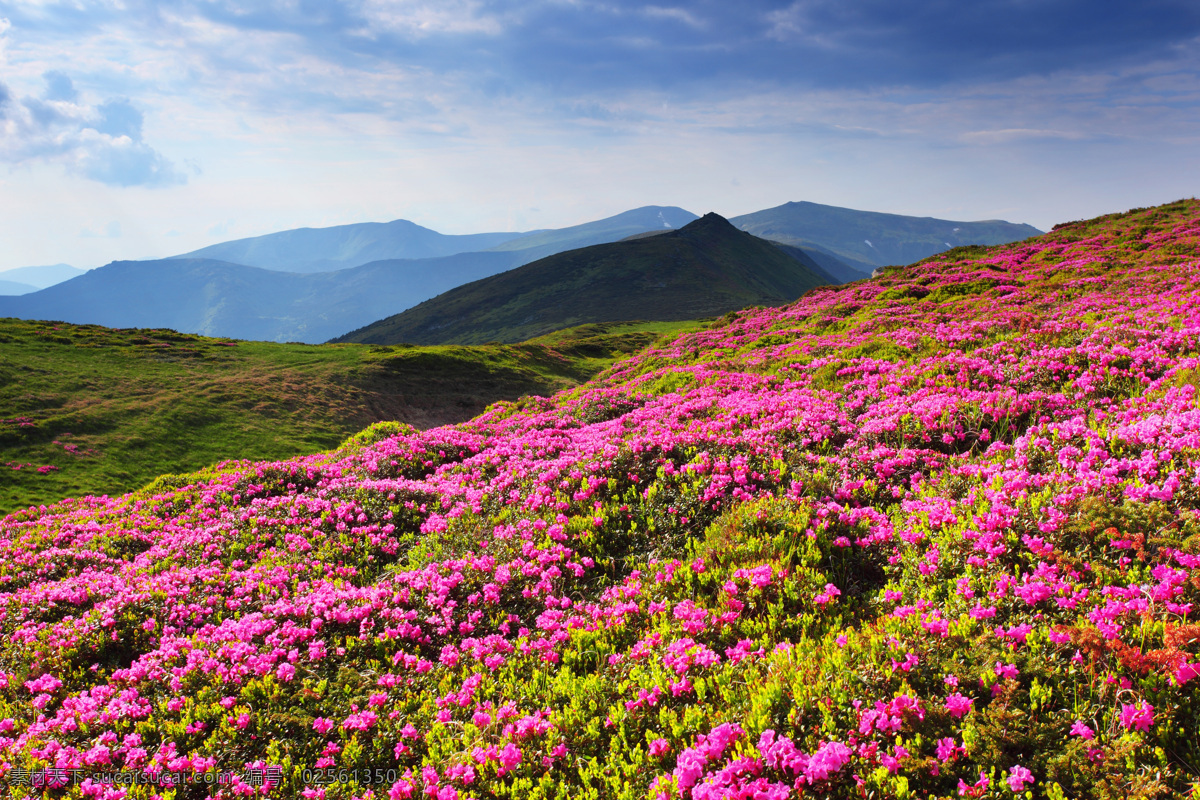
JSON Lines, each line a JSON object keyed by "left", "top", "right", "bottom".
{"left": 0, "top": 317, "right": 689, "bottom": 514}
{"left": 333, "top": 213, "right": 834, "bottom": 345}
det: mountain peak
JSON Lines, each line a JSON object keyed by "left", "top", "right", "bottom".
{"left": 670, "top": 212, "right": 743, "bottom": 243}
{"left": 334, "top": 213, "right": 832, "bottom": 346}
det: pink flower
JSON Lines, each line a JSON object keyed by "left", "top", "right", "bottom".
{"left": 1175, "top": 662, "right": 1200, "bottom": 685}
{"left": 994, "top": 662, "right": 1019, "bottom": 680}
{"left": 389, "top": 778, "right": 415, "bottom": 799}
{"left": 1006, "top": 765, "right": 1034, "bottom": 791}
{"left": 944, "top": 693, "right": 974, "bottom": 718}
{"left": 497, "top": 743, "right": 522, "bottom": 775}
{"left": 935, "top": 737, "right": 963, "bottom": 762}
{"left": 1119, "top": 702, "right": 1154, "bottom": 732}
{"left": 649, "top": 738, "right": 671, "bottom": 757}
{"left": 23, "top": 674, "right": 63, "bottom": 694}
{"left": 805, "top": 741, "right": 852, "bottom": 783}
{"left": 343, "top": 709, "right": 378, "bottom": 731}
{"left": 313, "top": 717, "right": 335, "bottom": 734}
{"left": 814, "top": 583, "right": 841, "bottom": 606}
{"left": 1069, "top": 720, "right": 1095, "bottom": 740}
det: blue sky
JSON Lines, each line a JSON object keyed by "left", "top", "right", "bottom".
{"left": 0, "top": 0, "right": 1197, "bottom": 270}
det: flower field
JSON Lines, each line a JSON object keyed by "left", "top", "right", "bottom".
{"left": 2, "top": 199, "right": 1200, "bottom": 799}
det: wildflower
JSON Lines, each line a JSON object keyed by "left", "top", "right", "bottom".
{"left": 1175, "top": 662, "right": 1200, "bottom": 685}
{"left": 497, "top": 743, "right": 522, "bottom": 775}
{"left": 1070, "top": 720, "right": 1095, "bottom": 740}
{"left": 945, "top": 693, "right": 974, "bottom": 718}
{"left": 1006, "top": 765, "right": 1034, "bottom": 791}
{"left": 814, "top": 583, "right": 841, "bottom": 606}
{"left": 1119, "top": 702, "right": 1154, "bottom": 732}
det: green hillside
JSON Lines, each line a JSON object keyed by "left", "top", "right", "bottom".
{"left": 335, "top": 213, "right": 832, "bottom": 346}
{"left": 0, "top": 318, "right": 689, "bottom": 515}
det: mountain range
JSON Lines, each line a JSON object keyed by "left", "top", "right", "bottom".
{"left": 730, "top": 200, "right": 1041, "bottom": 269}
{"left": 0, "top": 252, "right": 525, "bottom": 344}
{"left": 0, "top": 202, "right": 1039, "bottom": 343}
{"left": 335, "top": 214, "right": 836, "bottom": 345}
{"left": 171, "top": 206, "right": 701, "bottom": 273}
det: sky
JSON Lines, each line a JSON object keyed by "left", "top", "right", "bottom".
{"left": 0, "top": 0, "right": 1198, "bottom": 271}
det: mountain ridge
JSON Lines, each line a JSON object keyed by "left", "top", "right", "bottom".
{"left": 730, "top": 199, "right": 1042, "bottom": 268}
{"left": 334, "top": 213, "right": 838, "bottom": 346}
{"left": 171, "top": 219, "right": 528, "bottom": 274}
{"left": 1, "top": 201, "right": 1036, "bottom": 343}
{"left": 168, "top": 206, "right": 701, "bottom": 274}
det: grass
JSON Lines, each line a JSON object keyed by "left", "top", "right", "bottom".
{"left": 0, "top": 318, "right": 696, "bottom": 516}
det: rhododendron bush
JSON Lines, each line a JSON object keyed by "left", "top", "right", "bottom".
{"left": 3, "top": 200, "right": 1200, "bottom": 799}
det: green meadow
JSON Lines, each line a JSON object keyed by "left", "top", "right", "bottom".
{"left": 0, "top": 318, "right": 701, "bottom": 515}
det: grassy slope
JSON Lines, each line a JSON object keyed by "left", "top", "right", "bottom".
{"left": 335, "top": 214, "right": 829, "bottom": 346}
{"left": 0, "top": 318, "right": 694, "bottom": 515}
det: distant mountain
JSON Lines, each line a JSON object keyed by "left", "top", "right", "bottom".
{"left": 485, "top": 206, "right": 699, "bottom": 263}
{"left": 770, "top": 243, "right": 870, "bottom": 284}
{"left": 333, "top": 213, "right": 835, "bottom": 346}
{"left": 0, "top": 251, "right": 524, "bottom": 343}
{"left": 730, "top": 201, "right": 1041, "bottom": 268}
{"left": 170, "top": 220, "right": 530, "bottom": 274}
{"left": 0, "top": 279, "right": 38, "bottom": 295}
{"left": 0, "top": 207, "right": 708, "bottom": 343}
{"left": 1, "top": 203, "right": 1028, "bottom": 343}
{"left": 0, "top": 263, "right": 86, "bottom": 289}
{"left": 168, "top": 206, "right": 700, "bottom": 274}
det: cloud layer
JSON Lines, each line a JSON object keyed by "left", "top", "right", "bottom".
{"left": 0, "top": 70, "right": 185, "bottom": 187}
{"left": 7, "top": 1, "right": 1199, "bottom": 99}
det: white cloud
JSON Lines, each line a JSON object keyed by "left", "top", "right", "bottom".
{"left": 0, "top": 65, "right": 184, "bottom": 187}
{"left": 357, "top": 0, "right": 506, "bottom": 37}
{"left": 763, "top": 1, "right": 840, "bottom": 48}
{"left": 641, "top": 6, "right": 706, "bottom": 28}
{"left": 959, "top": 128, "right": 1088, "bottom": 145}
